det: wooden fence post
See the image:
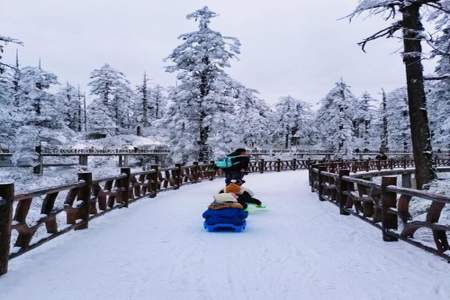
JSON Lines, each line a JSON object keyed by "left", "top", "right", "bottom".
{"left": 398, "top": 173, "right": 412, "bottom": 223}
{"left": 209, "top": 161, "right": 215, "bottom": 180}
{"left": 337, "top": 170, "right": 350, "bottom": 215}
{"left": 192, "top": 162, "right": 199, "bottom": 182}
{"left": 381, "top": 176, "right": 398, "bottom": 242}
{"left": 309, "top": 165, "right": 315, "bottom": 191}
{"left": 33, "top": 145, "right": 43, "bottom": 175}
{"left": 0, "top": 183, "right": 14, "bottom": 276}
{"left": 276, "top": 159, "right": 281, "bottom": 172}
{"left": 149, "top": 166, "right": 159, "bottom": 198}
{"left": 259, "top": 159, "right": 265, "bottom": 173}
{"left": 120, "top": 167, "right": 131, "bottom": 207}
{"left": 317, "top": 166, "right": 326, "bottom": 201}
{"left": 292, "top": 158, "right": 298, "bottom": 171}
{"left": 175, "top": 164, "right": 182, "bottom": 187}
{"left": 77, "top": 172, "right": 92, "bottom": 230}
{"left": 79, "top": 155, "right": 88, "bottom": 167}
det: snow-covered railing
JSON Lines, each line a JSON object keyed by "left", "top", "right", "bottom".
{"left": 0, "top": 159, "right": 308, "bottom": 276}
{"left": 309, "top": 159, "right": 450, "bottom": 262}
{"left": 250, "top": 149, "right": 450, "bottom": 157}
{"left": 39, "top": 148, "right": 171, "bottom": 155}
{"left": 30, "top": 147, "right": 171, "bottom": 175}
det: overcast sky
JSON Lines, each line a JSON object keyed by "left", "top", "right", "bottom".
{"left": 0, "top": 0, "right": 435, "bottom": 105}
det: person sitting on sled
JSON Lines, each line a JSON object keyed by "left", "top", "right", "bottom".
{"left": 209, "top": 187, "right": 243, "bottom": 210}
{"left": 223, "top": 148, "right": 250, "bottom": 185}
{"left": 220, "top": 182, "right": 264, "bottom": 209}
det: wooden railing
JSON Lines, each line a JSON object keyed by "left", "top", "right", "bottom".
{"left": 309, "top": 159, "right": 450, "bottom": 262}
{"left": 0, "top": 159, "right": 308, "bottom": 276}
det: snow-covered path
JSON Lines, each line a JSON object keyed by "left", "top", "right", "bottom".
{"left": 1, "top": 171, "right": 449, "bottom": 300}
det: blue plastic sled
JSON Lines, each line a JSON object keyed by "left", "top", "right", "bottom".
{"left": 204, "top": 221, "right": 246, "bottom": 232}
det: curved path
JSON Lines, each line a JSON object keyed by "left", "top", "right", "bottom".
{"left": 1, "top": 171, "right": 449, "bottom": 300}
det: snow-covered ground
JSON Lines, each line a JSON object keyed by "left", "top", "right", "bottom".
{"left": 1, "top": 171, "right": 449, "bottom": 300}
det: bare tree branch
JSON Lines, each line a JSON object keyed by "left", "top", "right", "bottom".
{"left": 357, "top": 21, "right": 403, "bottom": 52}
{"left": 424, "top": 75, "right": 450, "bottom": 80}
{"left": 424, "top": 2, "right": 450, "bottom": 14}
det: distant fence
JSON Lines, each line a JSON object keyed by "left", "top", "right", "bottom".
{"left": 3, "top": 147, "right": 450, "bottom": 170}
{"left": 0, "top": 158, "right": 308, "bottom": 276}
{"left": 250, "top": 149, "right": 450, "bottom": 159}
{"left": 309, "top": 159, "right": 450, "bottom": 262}
{"left": 34, "top": 147, "right": 171, "bottom": 174}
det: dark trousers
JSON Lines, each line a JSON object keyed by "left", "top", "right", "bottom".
{"left": 238, "top": 191, "right": 262, "bottom": 206}
{"left": 225, "top": 170, "right": 244, "bottom": 184}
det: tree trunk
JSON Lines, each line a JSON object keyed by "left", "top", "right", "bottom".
{"left": 198, "top": 68, "right": 210, "bottom": 162}
{"left": 142, "top": 73, "right": 148, "bottom": 127}
{"left": 401, "top": 4, "right": 436, "bottom": 188}
{"left": 198, "top": 111, "right": 209, "bottom": 162}
{"left": 285, "top": 131, "right": 289, "bottom": 149}
{"left": 380, "top": 89, "right": 389, "bottom": 152}
{"left": 83, "top": 95, "right": 87, "bottom": 132}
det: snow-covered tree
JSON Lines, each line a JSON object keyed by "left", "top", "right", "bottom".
{"left": 350, "top": 0, "right": 442, "bottom": 187}
{"left": 87, "top": 98, "right": 116, "bottom": 133}
{"left": 164, "top": 6, "right": 241, "bottom": 162}
{"left": 0, "top": 35, "right": 21, "bottom": 74}
{"left": 273, "top": 96, "right": 314, "bottom": 149}
{"left": 56, "top": 83, "right": 82, "bottom": 131}
{"left": 353, "top": 92, "right": 378, "bottom": 151}
{"left": 10, "top": 65, "right": 78, "bottom": 166}
{"left": 113, "top": 81, "right": 135, "bottom": 130}
{"left": 150, "top": 84, "right": 166, "bottom": 119}
{"left": 428, "top": 82, "right": 450, "bottom": 149}
{"left": 384, "top": 87, "right": 411, "bottom": 152}
{"left": 88, "top": 64, "right": 133, "bottom": 134}
{"left": 0, "top": 36, "right": 22, "bottom": 149}
{"left": 427, "top": 1, "right": 450, "bottom": 149}
{"left": 135, "top": 76, "right": 167, "bottom": 129}
{"left": 315, "top": 80, "right": 357, "bottom": 157}
{"left": 135, "top": 72, "right": 150, "bottom": 127}
{"left": 0, "top": 70, "right": 14, "bottom": 149}
{"left": 232, "top": 84, "right": 272, "bottom": 149}
{"left": 378, "top": 89, "right": 389, "bottom": 152}
{"left": 18, "top": 66, "right": 61, "bottom": 128}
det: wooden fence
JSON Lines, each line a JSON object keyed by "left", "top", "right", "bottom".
{"left": 0, "top": 159, "right": 306, "bottom": 276}
{"left": 309, "top": 159, "right": 450, "bottom": 262}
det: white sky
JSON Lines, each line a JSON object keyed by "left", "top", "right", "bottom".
{"left": 0, "top": 0, "right": 436, "bottom": 105}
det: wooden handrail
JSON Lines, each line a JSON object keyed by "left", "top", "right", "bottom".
{"left": 14, "top": 182, "right": 87, "bottom": 202}
{"left": 0, "top": 159, "right": 307, "bottom": 275}
{"left": 309, "top": 159, "right": 450, "bottom": 261}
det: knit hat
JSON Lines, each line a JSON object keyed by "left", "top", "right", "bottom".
{"left": 225, "top": 183, "right": 241, "bottom": 194}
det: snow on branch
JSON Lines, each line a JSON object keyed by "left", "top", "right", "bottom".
{"left": 350, "top": 0, "right": 448, "bottom": 20}
{"left": 424, "top": 74, "right": 450, "bottom": 80}
{"left": 348, "top": 0, "right": 402, "bottom": 20}
{"left": 0, "top": 35, "right": 22, "bottom": 45}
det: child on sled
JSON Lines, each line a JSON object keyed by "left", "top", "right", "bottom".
{"left": 219, "top": 182, "right": 263, "bottom": 209}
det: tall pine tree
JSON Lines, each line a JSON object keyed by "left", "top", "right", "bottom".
{"left": 316, "top": 80, "right": 357, "bottom": 157}
{"left": 164, "top": 6, "right": 241, "bottom": 162}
